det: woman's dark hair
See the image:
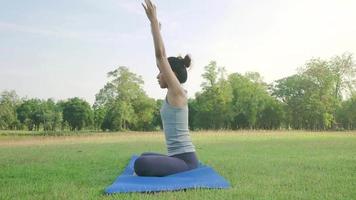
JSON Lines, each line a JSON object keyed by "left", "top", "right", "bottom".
{"left": 168, "top": 54, "right": 191, "bottom": 83}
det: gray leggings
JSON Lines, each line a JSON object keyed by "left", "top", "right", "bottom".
{"left": 133, "top": 151, "right": 199, "bottom": 177}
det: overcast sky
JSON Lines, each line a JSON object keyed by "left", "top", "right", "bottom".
{"left": 1, "top": 0, "right": 356, "bottom": 105}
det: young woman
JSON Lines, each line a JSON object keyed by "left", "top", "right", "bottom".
{"left": 133, "top": 0, "right": 199, "bottom": 177}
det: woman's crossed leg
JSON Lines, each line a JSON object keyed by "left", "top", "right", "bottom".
{"left": 134, "top": 154, "right": 190, "bottom": 177}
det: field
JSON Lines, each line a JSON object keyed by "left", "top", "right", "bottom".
{"left": 0, "top": 131, "right": 355, "bottom": 200}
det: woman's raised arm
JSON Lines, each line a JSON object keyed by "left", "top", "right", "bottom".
{"left": 142, "top": 0, "right": 184, "bottom": 96}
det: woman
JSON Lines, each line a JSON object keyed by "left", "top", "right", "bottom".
{"left": 133, "top": 0, "right": 199, "bottom": 177}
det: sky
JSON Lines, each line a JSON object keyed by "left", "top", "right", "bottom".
{"left": 1, "top": 0, "right": 356, "bottom": 105}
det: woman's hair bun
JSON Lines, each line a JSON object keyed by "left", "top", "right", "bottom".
{"left": 183, "top": 54, "right": 191, "bottom": 68}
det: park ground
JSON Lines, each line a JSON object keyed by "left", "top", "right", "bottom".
{"left": 0, "top": 130, "right": 355, "bottom": 200}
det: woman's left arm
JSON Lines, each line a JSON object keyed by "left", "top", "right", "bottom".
{"left": 142, "top": 0, "right": 185, "bottom": 96}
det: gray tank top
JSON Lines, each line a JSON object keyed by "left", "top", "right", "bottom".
{"left": 160, "top": 95, "right": 196, "bottom": 156}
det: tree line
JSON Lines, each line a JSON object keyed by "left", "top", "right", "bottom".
{"left": 1, "top": 53, "right": 355, "bottom": 131}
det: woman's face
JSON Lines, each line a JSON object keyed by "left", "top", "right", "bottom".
{"left": 156, "top": 71, "right": 168, "bottom": 89}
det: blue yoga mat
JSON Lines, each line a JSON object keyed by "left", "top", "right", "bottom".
{"left": 105, "top": 155, "right": 231, "bottom": 194}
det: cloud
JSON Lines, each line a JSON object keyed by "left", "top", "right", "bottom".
{"left": 116, "top": 0, "right": 145, "bottom": 16}
{"left": 0, "top": 21, "right": 147, "bottom": 42}
{"left": 190, "top": 0, "right": 356, "bottom": 83}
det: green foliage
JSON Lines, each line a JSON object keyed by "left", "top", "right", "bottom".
{"left": 152, "top": 99, "right": 164, "bottom": 130}
{"left": 191, "top": 61, "right": 285, "bottom": 130}
{"left": 0, "top": 90, "right": 21, "bottom": 130}
{"left": 256, "top": 96, "right": 285, "bottom": 129}
{"left": 93, "top": 106, "right": 106, "bottom": 131}
{"left": 229, "top": 73, "right": 284, "bottom": 129}
{"left": 329, "top": 53, "right": 356, "bottom": 100}
{"left": 201, "top": 61, "right": 219, "bottom": 89}
{"left": 101, "top": 100, "right": 135, "bottom": 131}
{"left": 229, "top": 73, "right": 261, "bottom": 129}
{"left": 336, "top": 94, "right": 356, "bottom": 129}
{"left": 16, "top": 99, "right": 42, "bottom": 131}
{"left": 94, "top": 66, "right": 156, "bottom": 131}
{"left": 130, "top": 95, "right": 156, "bottom": 131}
{"left": 273, "top": 53, "right": 356, "bottom": 130}
{"left": 41, "top": 99, "right": 63, "bottom": 131}
{"left": 1, "top": 53, "right": 355, "bottom": 131}
{"left": 193, "top": 61, "right": 233, "bottom": 129}
{"left": 62, "top": 97, "right": 93, "bottom": 131}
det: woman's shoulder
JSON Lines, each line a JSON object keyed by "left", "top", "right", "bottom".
{"left": 167, "top": 89, "right": 188, "bottom": 108}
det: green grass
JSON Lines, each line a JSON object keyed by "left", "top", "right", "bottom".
{"left": 0, "top": 131, "right": 355, "bottom": 200}
{"left": 0, "top": 129, "right": 99, "bottom": 136}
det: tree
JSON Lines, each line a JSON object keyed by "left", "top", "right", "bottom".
{"left": 0, "top": 90, "right": 22, "bottom": 130}
{"left": 151, "top": 99, "right": 163, "bottom": 130}
{"left": 130, "top": 95, "right": 156, "bottom": 131}
{"left": 201, "top": 61, "right": 218, "bottom": 89}
{"left": 93, "top": 106, "right": 106, "bottom": 131}
{"left": 330, "top": 52, "right": 356, "bottom": 100}
{"left": 245, "top": 71, "right": 266, "bottom": 86}
{"left": 256, "top": 96, "right": 284, "bottom": 129}
{"left": 94, "top": 66, "right": 156, "bottom": 131}
{"left": 228, "top": 73, "right": 269, "bottom": 129}
{"left": 62, "top": 97, "right": 93, "bottom": 131}
{"left": 101, "top": 100, "right": 134, "bottom": 131}
{"left": 188, "top": 98, "right": 198, "bottom": 130}
{"left": 272, "top": 54, "right": 355, "bottom": 130}
{"left": 41, "top": 99, "right": 62, "bottom": 131}
{"left": 16, "top": 99, "right": 42, "bottom": 131}
{"left": 193, "top": 61, "right": 233, "bottom": 129}
{"left": 336, "top": 94, "right": 356, "bottom": 129}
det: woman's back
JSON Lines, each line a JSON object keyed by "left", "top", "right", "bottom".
{"left": 160, "top": 95, "right": 196, "bottom": 156}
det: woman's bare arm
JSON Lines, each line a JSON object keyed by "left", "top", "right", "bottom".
{"left": 142, "top": 0, "right": 184, "bottom": 96}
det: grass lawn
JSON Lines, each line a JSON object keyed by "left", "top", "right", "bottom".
{"left": 0, "top": 130, "right": 355, "bottom": 200}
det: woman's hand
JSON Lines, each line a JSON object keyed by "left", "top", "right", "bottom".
{"left": 142, "top": 0, "right": 158, "bottom": 24}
